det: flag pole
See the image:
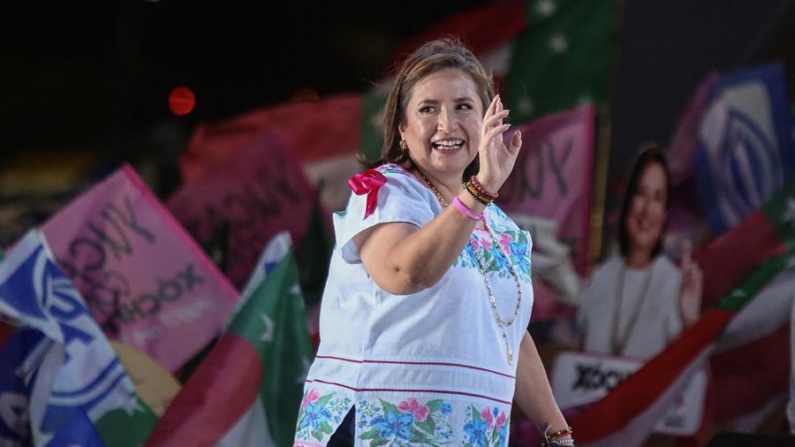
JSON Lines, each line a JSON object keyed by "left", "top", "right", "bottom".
{"left": 588, "top": 104, "right": 612, "bottom": 271}
{"left": 588, "top": 0, "right": 625, "bottom": 271}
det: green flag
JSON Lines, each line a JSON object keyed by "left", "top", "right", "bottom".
{"left": 145, "top": 232, "right": 315, "bottom": 447}
{"left": 360, "top": 87, "right": 389, "bottom": 163}
{"left": 296, "top": 189, "right": 334, "bottom": 308}
{"left": 505, "top": 0, "right": 616, "bottom": 123}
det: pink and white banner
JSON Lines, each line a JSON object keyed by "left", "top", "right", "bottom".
{"left": 40, "top": 165, "right": 239, "bottom": 372}
{"left": 498, "top": 104, "right": 595, "bottom": 275}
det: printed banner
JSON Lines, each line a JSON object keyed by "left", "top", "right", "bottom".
{"left": 0, "top": 230, "right": 157, "bottom": 447}
{"left": 696, "top": 62, "right": 794, "bottom": 234}
{"left": 552, "top": 351, "right": 706, "bottom": 436}
{"left": 167, "top": 132, "right": 317, "bottom": 289}
{"left": 39, "top": 165, "right": 239, "bottom": 372}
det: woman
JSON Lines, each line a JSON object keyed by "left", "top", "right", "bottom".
{"left": 294, "top": 39, "right": 574, "bottom": 447}
{"left": 578, "top": 146, "right": 702, "bottom": 359}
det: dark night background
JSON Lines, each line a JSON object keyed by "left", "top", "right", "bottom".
{"left": 2, "top": 0, "right": 795, "bottom": 222}
{"left": 2, "top": 1, "right": 493, "bottom": 163}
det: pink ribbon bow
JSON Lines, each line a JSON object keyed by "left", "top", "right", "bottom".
{"left": 348, "top": 169, "right": 387, "bottom": 219}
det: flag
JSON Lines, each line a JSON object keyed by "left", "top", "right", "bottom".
{"left": 39, "top": 165, "right": 239, "bottom": 372}
{"left": 694, "top": 177, "right": 795, "bottom": 307}
{"left": 695, "top": 62, "right": 794, "bottom": 235}
{"left": 0, "top": 230, "right": 158, "bottom": 447}
{"left": 664, "top": 71, "right": 720, "bottom": 250}
{"left": 498, "top": 103, "right": 595, "bottom": 275}
{"left": 504, "top": 0, "right": 616, "bottom": 123}
{"left": 167, "top": 132, "right": 317, "bottom": 289}
{"left": 145, "top": 231, "right": 315, "bottom": 447}
{"left": 666, "top": 71, "right": 720, "bottom": 185}
{"left": 387, "top": 0, "right": 528, "bottom": 69}
{"left": 359, "top": 88, "right": 389, "bottom": 164}
{"left": 179, "top": 95, "right": 363, "bottom": 185}
{"left": 496, "top": 104, "right": 595, "bottom": 319}
{"left": 571, "top": 177, "right": 795, "bottom": 446}
{"left": 696, "top": 177, "right": 795, "bottom": 424}
{"left": 295, "top": 195, "right": 334, "bottom": 347}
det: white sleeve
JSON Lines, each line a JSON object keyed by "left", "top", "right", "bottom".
{"left": 333, "top": 168, "right": 437, "bottom": 264}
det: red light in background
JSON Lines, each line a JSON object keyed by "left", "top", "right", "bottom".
{"left": 168, "top": 86, "right": 195, "bottom": 116}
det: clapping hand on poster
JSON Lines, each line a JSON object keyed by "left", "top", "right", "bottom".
{"left": 679, "top": 240, "right": 703, "bottom": 327}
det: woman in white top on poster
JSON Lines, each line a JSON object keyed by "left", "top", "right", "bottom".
{"left": 578, "top": 146, "right": 702, "bottom": 359}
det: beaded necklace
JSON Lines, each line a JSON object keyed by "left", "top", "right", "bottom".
{"left": 418, "top": 171, "right": 523, "bottom": 365}
{"left": 610, "top": 263, "right": 653, "bottom": 355}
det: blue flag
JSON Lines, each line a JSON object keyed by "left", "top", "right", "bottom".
{"left": 695, "top": 62, "right": 794, "bottom": 234}
{"left": 0, "top": 230, "right": 157, "bottom": 447}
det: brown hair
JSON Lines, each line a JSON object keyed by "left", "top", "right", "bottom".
{"left": 363, "top": 37, "right": 495, "bottom": 181}
{"left": 618, "top": 145, "right": 672, "bottom": 258}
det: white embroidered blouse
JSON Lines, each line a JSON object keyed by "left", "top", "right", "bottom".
{"left": 294, "top": 164, "right": 534, "bottom": 447}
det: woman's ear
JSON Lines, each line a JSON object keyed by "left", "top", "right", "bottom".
{"left": 398, "top": 121, "right": 407, "bottom": 138}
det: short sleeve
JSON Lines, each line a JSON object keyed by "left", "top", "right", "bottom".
{"left": 333, "top": 165, "right": 438, "bottom": 264}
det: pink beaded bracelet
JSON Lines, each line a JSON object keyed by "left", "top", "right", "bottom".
{"left": 452, "top": 196, "right": 483, "bottom": 220}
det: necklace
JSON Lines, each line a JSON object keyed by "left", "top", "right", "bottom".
{"left": 610, "top": 263, "right": 653, "bottom": 355}
{"left": 418, "top": 171, "right": 448, "bottom": 207}
{"left": 417, "top": 170, "right": 523, "bottom": 365}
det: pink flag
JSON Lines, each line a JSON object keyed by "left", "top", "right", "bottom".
{"left": 40, "top": 165, "right": 239, "bottom": 372}
{"left": 167, "top": 132, "right": 317, "bottom": 289}
{"left": 498, "top": 104, "right": 595, "bottom": 275}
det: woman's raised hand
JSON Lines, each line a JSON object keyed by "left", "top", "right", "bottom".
{"left": 476, "top": 95, "right": 522, "bottom": 193}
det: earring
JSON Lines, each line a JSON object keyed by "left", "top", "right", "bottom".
{"left": 399, "top": 139, "right": 408, "bottom": 152}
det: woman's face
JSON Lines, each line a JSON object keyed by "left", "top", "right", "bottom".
{"left": 398, "top": 68, "right": 483, "bottom": 180}
{"left": 626, "top": 162, "right": 667, "bottom": 258}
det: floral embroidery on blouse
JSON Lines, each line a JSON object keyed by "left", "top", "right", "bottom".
{"left": 357, "top": 398, "right": 455, "bottom": 446}
{"left": 295, "top": 389, "right": 353, "bottom": 442}
{"left": 455, "top": 226, "right": 532, "bottom": 282}
{"left": 463, "top": 405, "right": 510, "bottom": 447}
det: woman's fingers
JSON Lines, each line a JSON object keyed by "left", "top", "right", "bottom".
{"left": 509, "top": 130, "right": 522, "bottom": 152}
{"left": 485, "top": 95, "right": 499, "bottom": 120}
{"left": 483, "top": 109, "right": 510, "bottom": 129}
{"left": 482, "top": 124, "right": 512, "bottom": 148}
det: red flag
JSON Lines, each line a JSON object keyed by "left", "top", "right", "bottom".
{"left": 180, "top": 94, "right": 362, "bottom": 184}
{"left": 388, "top": 0, "right": 528, "bottom": 67}
{"left": 168, "top": 133, "right": 316, "bottom": 289}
